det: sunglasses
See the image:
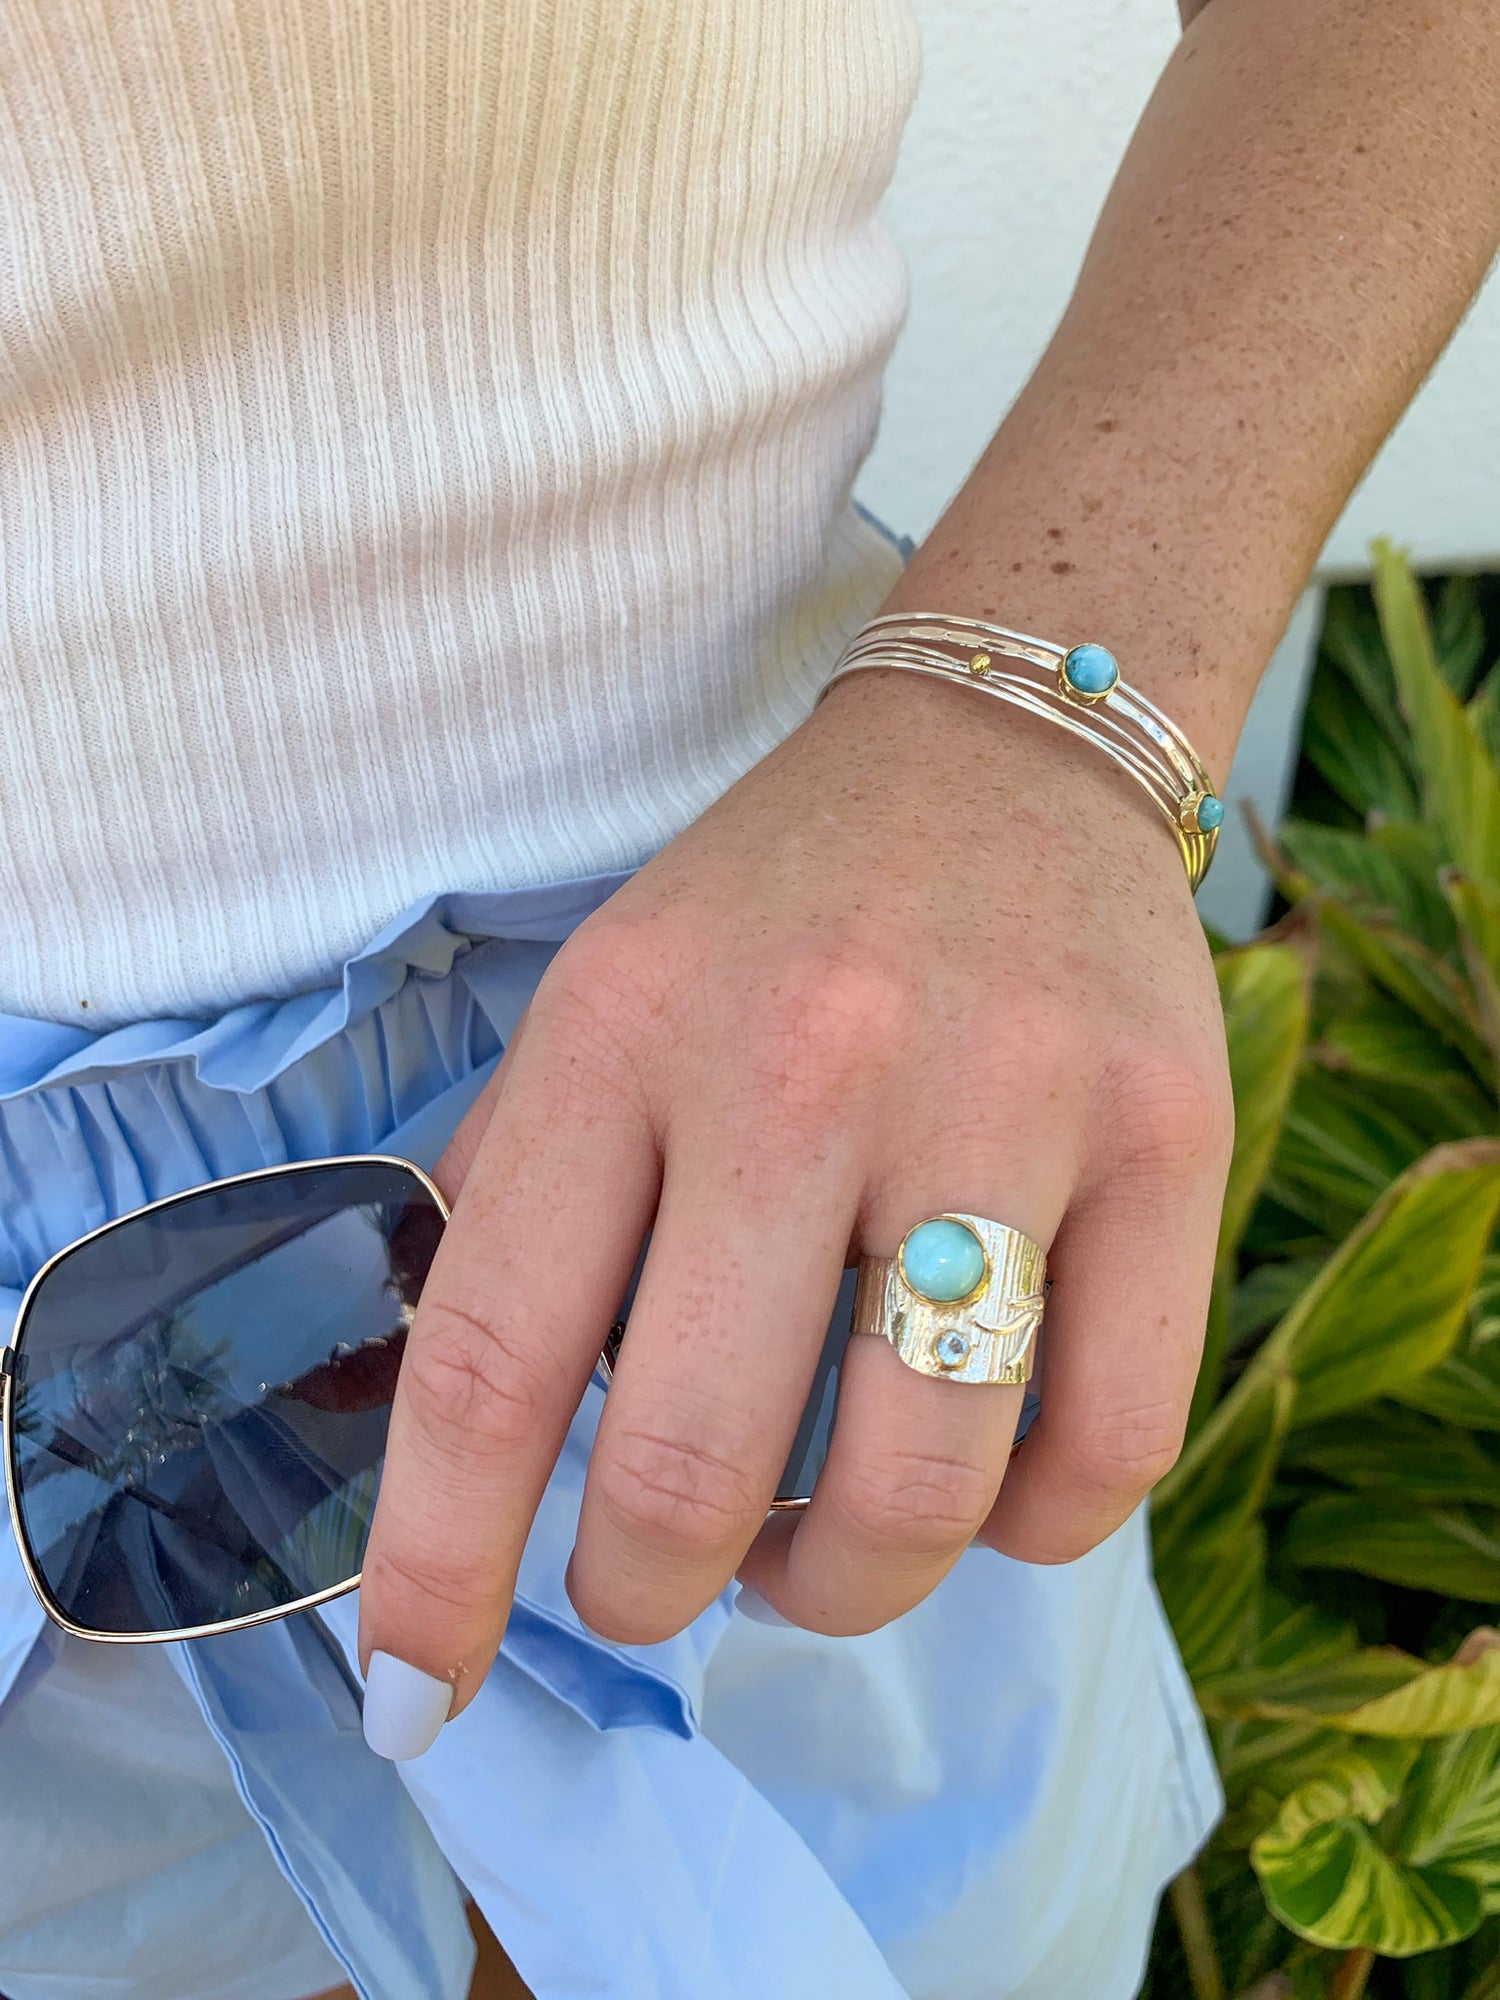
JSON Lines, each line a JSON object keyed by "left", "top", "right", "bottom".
{"left": 0, "top": 1156, "right": 841, "bottom": 1645}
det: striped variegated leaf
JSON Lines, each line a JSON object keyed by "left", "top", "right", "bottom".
{"left": 1252, "top": 1743, "right": 1485, "bottom": 1955}
{"left": 1404, "top": 1724, "right": 1500, "bottom": 1887}
{"left": 1268, "top": 1140, "right": 1500, "bottom": 1424}
{"left": 1201, "top": 1632, "right": 1500, "bottom": 1739}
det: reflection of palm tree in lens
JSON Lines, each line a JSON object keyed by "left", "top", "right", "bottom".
{"left": 386, "top": 1195, "right": 443, "bottom": 1315}
{"left": 98, "top": 1310, "right": 239, "bottom": 1487}
{"left": 19, "top": 1309, "right": 239, "bottom": 1490}
{"left": 275, "top": 1196, "right": 439, "bottom": 1413}
{"left": 277, "top": 1461, "right": 382, "bottom": 1590}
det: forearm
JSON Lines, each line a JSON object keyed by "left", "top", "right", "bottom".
{"left": 879, "top": 0, "right": 1500, "bottom": 776}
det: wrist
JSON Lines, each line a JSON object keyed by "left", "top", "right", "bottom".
{"left": 808, "top": 660, "right": 1201, "bottom": 909}
{"left": 871, "top": 547, "right": 1250, "bottom": 785}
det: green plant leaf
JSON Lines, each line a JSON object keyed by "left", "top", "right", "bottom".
{"left": 1233, "top": 1258, "right": 1327, "bottom": 1350}
{"left": 1443, "top": 870, "right": 1500, "bottom": 1079}
{"left": 1320, "top": 998, "right": 1482, "bottom": 1089}
{"left": 1321, "top": 584, "right": 1407, "bottom": 735}
{"left": 1395, "top": 1345, "right": 1500, "bottom": 1435}
{"left": 1309, "top": 1016, "right": 1494, "bottom": 1148}
{"left": 1253, "top": 1596, "right": 1362, "bottom": 1675}
{"left": 1433, "top": 575, "right": 1489, "bottom": 700}
{"left": 1471, "top": 1255, "right": 1500, "bottom": 1350}
{"left": 1462, "top": 1925, "right": 1500, "bottom": 2000}
{"left": 1273, "top": 1064, "right": 1430, "bottom": 1229}
{"left": 1302, "top": 666, "right": 1421, "bottom": 824}
{"left": 1282, "top": 1407, "right": 1500, "bottom": 1505}
{"left": 1280, "top": 821, "right": 1457, "bottom": 957}
{"left": 1194, "top": 944, "right": 1313, "bottom": 1435}
{"left": 1203, "top": 1632, "right": 1500, "bottom": 1739}
{"left": 1373, "top": 538, "right": 1500, "bottom": 888}
{"left": 1218, "top": 946, "right": 1313, "bottom": 1271}
{"left": 1317, "top": 900, "right": 1493, "bottom": 1085}
{"left": 1252, "top": 1742, "right": 1484, "bottom": 1955}
{"left": 1282, "top": 1494, "right": 1500, "bottom": 1605}
{"left": 1404, "top": 1723, "right": 1500, "bottom": 1884}
{"left": 1368, "top": 1648, "right": 1500, "bottom": 1760}
{"left": 1271, "top": 1141, "right": 1500, "bottom": 1425}
{"left": 1164, "top": 1141, "right": 1500, "bottom": 1627}
{"left": 1161, "top": 1521, "right": 1268, "bottom": 1684}
{"left": 1302, "top": 584, "right": 1420, "bottom": 821}
{"left": 1470, "top": 663, "right": 1500, "bottom": 776}
{"left": 1445, "top": 871, "right": 1500, "bottom": 981}
{"left": 1155, "top": 1391, "right": 1285, "bottom": 1687}
{"left": 1199, "top": 1648, "right": 1420, "bottom": 1727}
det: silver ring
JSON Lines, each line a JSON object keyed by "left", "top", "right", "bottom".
{"left": 852, "top": 1212, "right": 1047, "bottom": 1386}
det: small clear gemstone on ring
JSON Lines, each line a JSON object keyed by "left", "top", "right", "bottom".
{"left": 935, "top": 1329, "right": 971, "bottom": 1367}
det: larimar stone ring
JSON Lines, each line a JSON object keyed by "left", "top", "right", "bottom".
{"left": 852, "top": 1213, "right": 1048, "bottom": 1387}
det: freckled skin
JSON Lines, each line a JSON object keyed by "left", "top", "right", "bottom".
{"left": 359, "top": 0, "right": 1500, "bottom": 1689}
{"left": 880, "top": 0, "right": 1500, "bottom": 781}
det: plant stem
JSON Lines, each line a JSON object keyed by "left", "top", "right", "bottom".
{"left": 1328, "top": 1948, "right": 1377, "bottom": 2000}
{"left": 1169, "top": 1868, "right": 1227, "bottom": 2000}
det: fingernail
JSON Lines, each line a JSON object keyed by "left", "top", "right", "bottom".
{"left": 734, "top": 1585, "right": 794, "bottom": 1629}
{"left": 362, "top": 1651, "right": 454, "bottom": 1760}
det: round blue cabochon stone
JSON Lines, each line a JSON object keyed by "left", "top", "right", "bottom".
{"left": 900, "top": 1218, "right": 988, "bottom": 1303}
{"left": 1062, "top": 644, "right": 1119, "bottom": 696}
{"left": 1196, "top": 794, "right": 1225, "bottom": 832}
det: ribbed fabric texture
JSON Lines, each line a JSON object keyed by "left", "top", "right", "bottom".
{"left": 0, "top": 0, "right": 921, "bottom": 1028}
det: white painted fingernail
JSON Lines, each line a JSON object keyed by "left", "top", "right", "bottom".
{"left": 362, "top": 1652, "right": 454, "bottom": 1760}
{"left": 734, "top": 1585, "right": 794, "bottom": 1629}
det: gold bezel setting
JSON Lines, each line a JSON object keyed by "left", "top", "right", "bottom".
{"left": 896, "top": 1215, "right": 992, "bottom": 1309}
{"left": 1178, "top": 788, "right": 1225, "bottom": 837}
{"left": 1056, "top": 642, "right": 1121, "bottom": 708}
{"left": 854, "top": 1212, "right": 1048, "bottom": 1386}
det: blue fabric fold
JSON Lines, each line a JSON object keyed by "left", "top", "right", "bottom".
{"left": 0, "top": 875, "right": 630, "bottom": 1103}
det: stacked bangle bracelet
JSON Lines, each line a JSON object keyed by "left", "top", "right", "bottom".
{"left": 818, "top": 613, "right": 1223, "bottom": 892}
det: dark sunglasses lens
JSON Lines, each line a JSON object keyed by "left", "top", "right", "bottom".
{"left": 8, "top": 1160, "right": 443, "bottom": 1638}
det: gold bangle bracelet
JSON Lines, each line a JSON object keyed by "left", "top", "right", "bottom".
{"left": 817, "top": 613, "right": 1223, "bottom": 892}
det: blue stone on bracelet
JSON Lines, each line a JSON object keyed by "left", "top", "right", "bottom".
{"left": 1061, "top": 643, "right": 1119, "bottom": 696}
{"left": 1196, "top": 794, "right": 1225, "bottom": 832}
{"left": 899, "top": 1218, "right": 988, "bottom": 1303}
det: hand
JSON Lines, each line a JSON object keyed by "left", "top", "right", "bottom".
{"left": 356, "top": 666, "right": 1233, "bottom": 1734}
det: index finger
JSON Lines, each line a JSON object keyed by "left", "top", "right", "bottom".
{"left": 356, "top": 1005, "right": 658, "bottom": 1758}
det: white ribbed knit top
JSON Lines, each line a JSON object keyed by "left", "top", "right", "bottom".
{"left": 0, "top": 0, "right": 921, "bottom": 1028}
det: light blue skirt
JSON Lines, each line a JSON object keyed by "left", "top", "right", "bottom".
{"left": 0, "top": 871, "right": 1221, "bottom": 2000}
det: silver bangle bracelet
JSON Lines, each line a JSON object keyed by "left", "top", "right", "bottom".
{"left": 816, "top": 612, "right": 1223, "bottom": 892}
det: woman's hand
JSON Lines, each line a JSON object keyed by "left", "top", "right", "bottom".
{"left": 357, "top": 665, "right": 1232, "bottom": 1735}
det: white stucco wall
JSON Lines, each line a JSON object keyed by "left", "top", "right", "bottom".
{"left": 854, "top": 0, "right": 1500, "bottom": 933}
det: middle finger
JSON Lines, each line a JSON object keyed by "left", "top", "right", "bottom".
{"left": 567, "top": 1108, "right": 864, "bottom": 1644}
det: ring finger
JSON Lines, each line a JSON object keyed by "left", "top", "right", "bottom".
{"left": 741, "top": 1164, "right": 1071, "bottom": 1635}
